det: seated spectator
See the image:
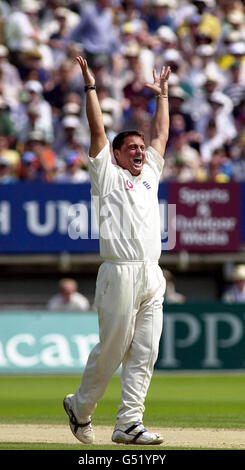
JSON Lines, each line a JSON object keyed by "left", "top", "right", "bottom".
{"left": 231, "top": 134, "right": 245, "bottom": 182}
{"left": 122, "top": 57, "right": 152, "bottom": 138}
{"left": 162, "top": 269, "right": 186, "bottom": 303}
{"left": 190, "top": 0, "right": 222, "bottom": 42}
{"left": 17, "top": 46, "right": 51, "bottom": 84}
{"left": 16, "top": 80, "right": 54, "bottom": 144}
{"left": 222, "top": 264, "right": 245, "bottom": 303}
{"left": 168, "top": 86, "right": 195, "bottom": 134}
{"left": 144, "top": 0, "right": 176, "bottom": 34}
{"left": 117, "top": 0, "right": 145, "bottom": 33}
{"left": 47, "top": 278, "right": 90, "bottom": 311}
{"left": 0, "top": 44, "right": 22, "bottom": 110}
{"left": 224, "top": 60, "right": 245, "bottom": 110}
{"left": 0, "top": 155, "right": 18, "bottom": 183}
{"left": 41, "top": 5, "right": 80, "bottom": 43}
{"left": 0, "top": 133, "right": 20, "bottom": 174}
{"left": 0, "top": 97, "right": 17, "bottom": 148}
{"left": 25, "top": 130, "right": 57, "bottom": 182}
{"left": 177, "top": 12, "right": 202, "bottom": 59}
{"left": 18, "top": 150, "right": 47, "bottom": 182}
{"left": 54, "top": 150, "right": 89, "bottom": 183}
{"left": 66, "top": 0, "right": 120, "bottom": 68}
{"left": 43, "top": 59, "right": 84, "bottom": 112}
{"left": 47, "top": 7, "right": 77, "bottom": 68}
{"left": 0, "top": 0, "right": 244, "bottom": 185}
{"left": 207, "top": 91, "right": 237, "bottom": 142}
{"left": 156, "top": 25, "right": 178, "bottom": 51}
{"left": 207, "top": 147, "right": 234, "bottom": 182}
{"left": 4, "top": 0, "right": 43, "bottom": 55}
{"left": 53, "top": 114, "right": 89, "bottom": 160}
{"left": 200, "top": 118, "right": 227, "bottom": 164}
{"left": 163, "top": 129, "right": 204, "bottom": 182}
{"left": 98, "top": 89, "right": 123, "bottom": 132}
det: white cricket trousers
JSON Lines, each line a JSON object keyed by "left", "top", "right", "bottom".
{"left": 71, "top": 260, "right": 166, "bottom": 425}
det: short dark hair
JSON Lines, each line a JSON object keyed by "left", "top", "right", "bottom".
{"left": 112, "top": 130, "right": 145, "bottom": 152}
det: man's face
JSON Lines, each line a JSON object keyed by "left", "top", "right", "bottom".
{"left": 114, "top": 135, "right": 146, "bottom": 176}
{"left": 60, "top": 282, "right": 75, "bottom": 300}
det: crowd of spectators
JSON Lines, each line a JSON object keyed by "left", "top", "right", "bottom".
{"left": 0, "top": 0, "right": 245, "bottom": 184}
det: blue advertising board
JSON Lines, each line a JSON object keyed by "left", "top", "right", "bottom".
{"left": 0, "top": 183, "right": 98, "bottom": 253}
{"left": 0, "top": 182, "right": 168, "bottom": 253}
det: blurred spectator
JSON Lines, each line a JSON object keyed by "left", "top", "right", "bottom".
{"left": 222, "top": 264, "right": 245, "bottom": 302}
{"left": 224, "top": 60, "right": 245, "bottom": 109}
{"left": 0, "top": 43, "right": 22, "bottom": 110}
{"left": 18, "top": 150, "right": 47, "bottom": 182}
{"left": 46, "top": 7, "right": 80, "bottom": 67}
{"left": 0, "top": 155, "right": 17, "bottom": 183}
{"left": 163, "top": 129, "right": 204, "bottom": 182}
{"left": 40, "top": 4, "right": 80, "bottom": 42}
{"left": 66, "top": 0, "right": 120, "bottom": 68}
{"left": 53, "top": 114, "right": 89, "bottom": 160}
{"left": 0, "top": 97, "right": 17, "bottom": 147}
{"left": 54, "top": 150, "right": 89, "bottom": 183}
{"left": 168, "top": 86, "right": 195, "bottom": 134}
{"left": 117, "top": 0, "right": 146, "bottom": 35}
{"left": 16, "top": 80, "right": 53, "bottom": 144}
{"left": 144, "top": 0, "right": 176, "bottom": 33}
{"left": 43, "top": 59, "right": 84, "bottom": 112}
{"left": 0, "top": 0, "right": 244, "bottom": 184}
{"left": 190, "top": 0, "right": 222, "bottom": 42}
{"left": 17, "top": 47, "right": 50, "bottom": 84}
{"left": 186, "top": 43, "right": 226, "bottom": 92}
{"left": 162, "top": 269, "right": 186, "bottom": 303}
{"left": 225, "top": 9, "right": 245, "bottom": 39}
{"left": 200, "top": 118, "right": 227, "bottom": 164}
{"left": 5, "top": 0, "right": 53, "bottom": 72}
{"left": 123, "top": 56, "right": 152, "bottom": 107}
{"left": 207, "top": 90, "right": 237, "bottom": 142}
{"left": 47, "top": 278, "right": 90, "bottom": 311}
{"left": 207, "top": 147, "right": 234, "bottom": 182}
{"left": 190, "top": 71, "right": 236, "bottom": 138}
{"left": 231, "top": 134, "right": 245, "bottom": 182}
{"left": 0, "top": 133, "right": 20, "bottom": 173}
{"left": 99, "top": 92, "right": 123, "bottom": 134}
{"left": 25, "top": 130, "right": 56, "bottom": 182}
{"left": 178, "top": 12, "right": 202, "bottom": 59}
{"left": 4, "top": 0, "right": 43, "bottom": 54}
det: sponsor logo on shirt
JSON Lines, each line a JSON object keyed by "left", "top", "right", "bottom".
{"left": 125, "top": 179, "right": 134, "bottom": 190}
{"left": 143, "top": 181, "right": 151, "bottom": 190}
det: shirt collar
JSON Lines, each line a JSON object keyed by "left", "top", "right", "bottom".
{"left": 120, "top": 167, "right": 145, "bottom": 181}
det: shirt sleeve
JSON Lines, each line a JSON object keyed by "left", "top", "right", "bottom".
{"left": 88, "top": 141, "right": 118, "bottom": 196}
{"left": 145, "top": 146, "right": 165, "bottom": 181}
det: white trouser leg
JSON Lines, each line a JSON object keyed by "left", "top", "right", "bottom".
{"left": 116, "top": 280, "right": 164, "bottom": 425}
{"left": 72, "top": 262, "right": 140, "bottom": 422}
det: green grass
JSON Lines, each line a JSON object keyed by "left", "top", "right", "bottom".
{"left": 0, "top": 443, "right": 235, "bottom": 450}
{"left": 0, "top": 373, "right": 245, "bottom": 429}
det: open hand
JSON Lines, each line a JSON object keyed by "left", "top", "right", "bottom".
{"left": 145, "top": 66, "right": 171, "bottom": 96}
{"left": 76, "top": 56, "right": 95, "bottom": 86}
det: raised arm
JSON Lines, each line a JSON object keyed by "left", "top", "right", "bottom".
{"left": 76, "top": 56, "right": 107, "bottom": 158}
{"left": 145, "top": 66, "right": 171, "bottom": 157}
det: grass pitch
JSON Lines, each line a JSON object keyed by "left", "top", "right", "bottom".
{"left": 0, "top": 373, "right": 244, "bottom": 451}
{"left": 0, "top": 373, "right": 244, "bottom": 428}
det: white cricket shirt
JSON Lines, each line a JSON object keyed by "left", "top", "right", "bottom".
{"left": 88, "top": 141, "right": 164, "bottom": 262}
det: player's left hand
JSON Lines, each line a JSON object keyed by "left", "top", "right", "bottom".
{"left": 145, "top": 66, "right": 171, "bottom": 96}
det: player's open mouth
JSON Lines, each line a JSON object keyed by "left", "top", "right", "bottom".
{"left": 133, "top": 158, "right": 142, "bottom": 167}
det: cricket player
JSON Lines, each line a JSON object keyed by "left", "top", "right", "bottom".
{"left": 64, "top": 56, "right": 171, "bottom": 445}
